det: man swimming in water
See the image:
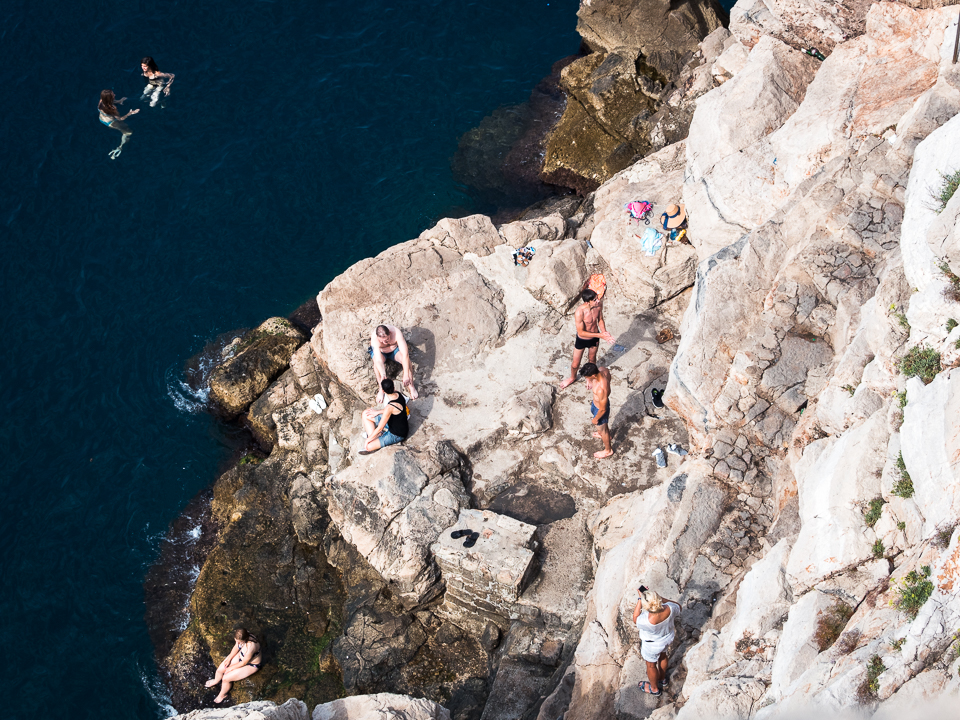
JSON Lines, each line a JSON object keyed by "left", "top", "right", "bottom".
{"left": 369, "top": 324, "right": 418, "bottom": 403}
{"left": 559, "top": 288, "right": 615, "bottom": 390}
{"left": 580, "top": 362, "right": 613, "bottom": 459}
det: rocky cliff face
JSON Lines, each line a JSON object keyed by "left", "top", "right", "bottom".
{"left": 161, "top": 2, "right": 960, "bottom": 719}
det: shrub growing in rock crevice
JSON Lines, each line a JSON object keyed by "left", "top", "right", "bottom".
{"left": 892, "top": 452, "right": 914, "bottom": 499}
{"left": 814, "top": 601, "right": 855, "bottom": 651}
{"left": 938, "top": 261, "right": 960, "bottom": 303}
{"left": 934, "top": 170, "right": 960, "bottom": 212}
{"left": 890, "top": 565, "right": 934, "bottom": 618}
{"left": 856, "top": 654, "right": 886, "bottom": 702}
{"left": 864, "top": 497, "right": 885, "bottom": 527}
{"left": 897, "top": 346, "right": 941, "bottom": 384}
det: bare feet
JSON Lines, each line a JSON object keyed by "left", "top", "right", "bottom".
{"left": 204, "top": 679, "right": 219, "bottom": 688}
{"left": 214, "top": 693, "right": 228, "bottom": 704}
{"left": 594, "top": 449, "right": 614, "bottom": 459}
{"left": 559, "top": 376, "right": 576, "bottom": 390}
{"left": 403, "top": 378, "right": 419, "bottom": 400}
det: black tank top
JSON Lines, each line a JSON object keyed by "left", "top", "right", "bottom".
{"left": 386, "top": 395, "right": 408, "bottom": 438}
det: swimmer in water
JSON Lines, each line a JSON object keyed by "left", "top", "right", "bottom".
{"left": 98, "top": 90, "right": 139, "bottom": 159}
{"left": 140, "top": 56, "right": 175, "bottom": 107}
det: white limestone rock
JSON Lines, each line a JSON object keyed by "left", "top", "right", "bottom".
{"left": 900, "top": 370, "right": 960, "bottom": 533}
{"left": 313, "top": 693, "right": 451, "bottom": 720}
{"left": 168, "top": 700, "right": 309, "bottom": 720}
{"left": 787, "top": 412, "right": 889, "bottom": 591}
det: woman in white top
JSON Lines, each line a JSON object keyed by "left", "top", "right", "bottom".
{"left": 632, "top": 588, "right": 680, "bottom": 696}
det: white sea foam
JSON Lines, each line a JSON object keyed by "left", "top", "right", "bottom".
{"left": 187, "top": 524, "right": 202, "bottom": 540}
{"left": 166, "top": 368, "right": 209, "bottom": 414}
{"left": 140, "top": 664, "right": 176, "bottom": 719}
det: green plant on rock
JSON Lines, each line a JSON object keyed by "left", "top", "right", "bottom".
{"left": 814, "top": 601, "right": 856, "bottom": 651}
{"left": 890, "top": 637, "right": 906, "bottom": 652}
{"left": 939, "top": 261, "right": 960, "bottom": 303}
{"left": 897, "top": 521, "right": 907, "bottom": 531}
{"left": 842, "top": 384, "right": 857, "bottom": 396}
{"left": 238, "top": 454, "right": 262, "bottom": 466}
{"left": 934, "top": 522, "right": 958, "bottom": 548}
{"left": 948, "top": 318, "right": 959, "bottom": 333}
{"left": 890, "top": 565, "right": 934, "bottom": 619}
{"left": 864, "top": 497, "right": 885, "bottom": 528}
{"left": 897, "top": 346, "right": 942, "bottom": 384}
{"left": 895, "top": 390, "right": 907, "bottom": 409}
{"left": 857, "top": 654, "right": 887, "bottom": 702}
{"left": 935, "top": 169, "right": 960, "bottom": 212}
{"left": 892, "top": 452, "right": 914, "bottom": 499}
{"left": 872, "top": 539, "right": 885, "bottom": 558}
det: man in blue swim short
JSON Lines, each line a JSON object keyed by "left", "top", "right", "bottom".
{"left": 369, "top": 324, "right": 418, "bottom": 403}
{"left": 580, "top": 362, "right": 613, "bottom": 459}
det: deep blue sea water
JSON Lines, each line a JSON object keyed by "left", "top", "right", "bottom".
{"left": 0, "top": 1, "right": 581, "bottom": 717}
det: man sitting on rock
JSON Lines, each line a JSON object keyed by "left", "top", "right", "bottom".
{"left": 580, "top": 362, "right": 613, "bottom": 459}
{"left": 559, "top": 288, "right": 615, "bottom": 390}
{"left": 369, "top": 324, "right": 418, "bottom": 403}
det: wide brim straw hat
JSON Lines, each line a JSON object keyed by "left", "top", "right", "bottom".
{"left": 664, "top": 203, "right": 687, "bottom": 229}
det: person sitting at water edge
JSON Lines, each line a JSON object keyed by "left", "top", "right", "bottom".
{"left": 140, "top": 56, "right": 175, "bottom": 107}
{"left": 98, "top": 90, "right": 139, "bottom": 159}
{"left": 580, "top": 362, "right": 613, "bottom": 459}
{"left": 369, "top": 324, "right": 418, "bottom": 402}
{"left": 559, "top": 288, "right": 615, "bottom": 390}
{"left": 359, "top": 378, "right": 409, "bottom": 454}
{"left": 204, "top": 627, "right": 262, "bottom": 704}
{"left": 632, "top": 588, "right": 680, "bottom": 696}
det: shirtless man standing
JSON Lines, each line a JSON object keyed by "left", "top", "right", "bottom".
{"left": 559, "top": 288, "right": 615, "bottom": 390}
{"left": 370, "top": 324, "right": 418, "bottom": 402}
{"left": 580, "top": 362, "right": 613, "bottom": 459}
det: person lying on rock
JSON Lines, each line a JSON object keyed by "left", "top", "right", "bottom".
{"left": 559, "top": 289, "right": 615, "bottom": 390}
{"left": 360, "top": 379, "right": 408, "bottom": 454}
{"left": 580, "top": 362, "right": 613, "bottom": 459}
{"left": 369, "top": 324, "right": 418, "bottom": 402}
{"left": 632, "top": 589, "right": 680, "bottom": 696}
{"left": 205, "top": 627, "right": 261, "bottom": 704}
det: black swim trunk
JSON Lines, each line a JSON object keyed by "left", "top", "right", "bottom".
{"left": 575, "top": 335, "right": 599, "bottom": 350}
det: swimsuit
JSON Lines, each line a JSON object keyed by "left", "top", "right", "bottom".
{"left": 575, "top": 335, "right": 600, "bottom": 350}
{"left": 239, "top": 642, "right": 261, "bottom": 669}
{"left": 368, "top": 345, "right": 400, "bottom": 362}
{"left": 591, "top": 401, "right": 610, "bottom": 425}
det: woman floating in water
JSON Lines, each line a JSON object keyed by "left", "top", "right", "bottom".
{"left": 98, "top": 90, "right": 139, "bottom": 159}
{"left": 204, "top": 628, "right": 262, "bottom": 704}
{"left": 140, "top": 56, "right": 175, "bottom": 107}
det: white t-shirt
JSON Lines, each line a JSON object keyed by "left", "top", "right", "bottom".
{"left": 635, "top": 601, "right": 680, "bottom": 644}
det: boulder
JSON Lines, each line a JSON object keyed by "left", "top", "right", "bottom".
{"left": 167, "top": 700, "right": 309, "bottom": 720}
{"left": 523, "top": 238, "right": 589, "bottom": 312}
{"left": 576, "top": 0, "right": 726, "bottom": 59}
{"left": 322, "top": 443, "right": 470, "bottom": 608}
{"left": 312, "top": 693, "right": 451, "bottom": 720}
{"left": 209, "top": 318, "right": 306, "bottom": 418}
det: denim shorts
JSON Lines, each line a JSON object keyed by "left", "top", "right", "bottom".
{"left": 373, "top": 415, "right": 405, "bottom": 448}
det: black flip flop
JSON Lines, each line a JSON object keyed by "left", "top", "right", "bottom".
{"left": 463, "top": 532, "right": 479, "bottom": 548}
{"left": 451, "top": 529, "right": 471, "bottom": 539}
